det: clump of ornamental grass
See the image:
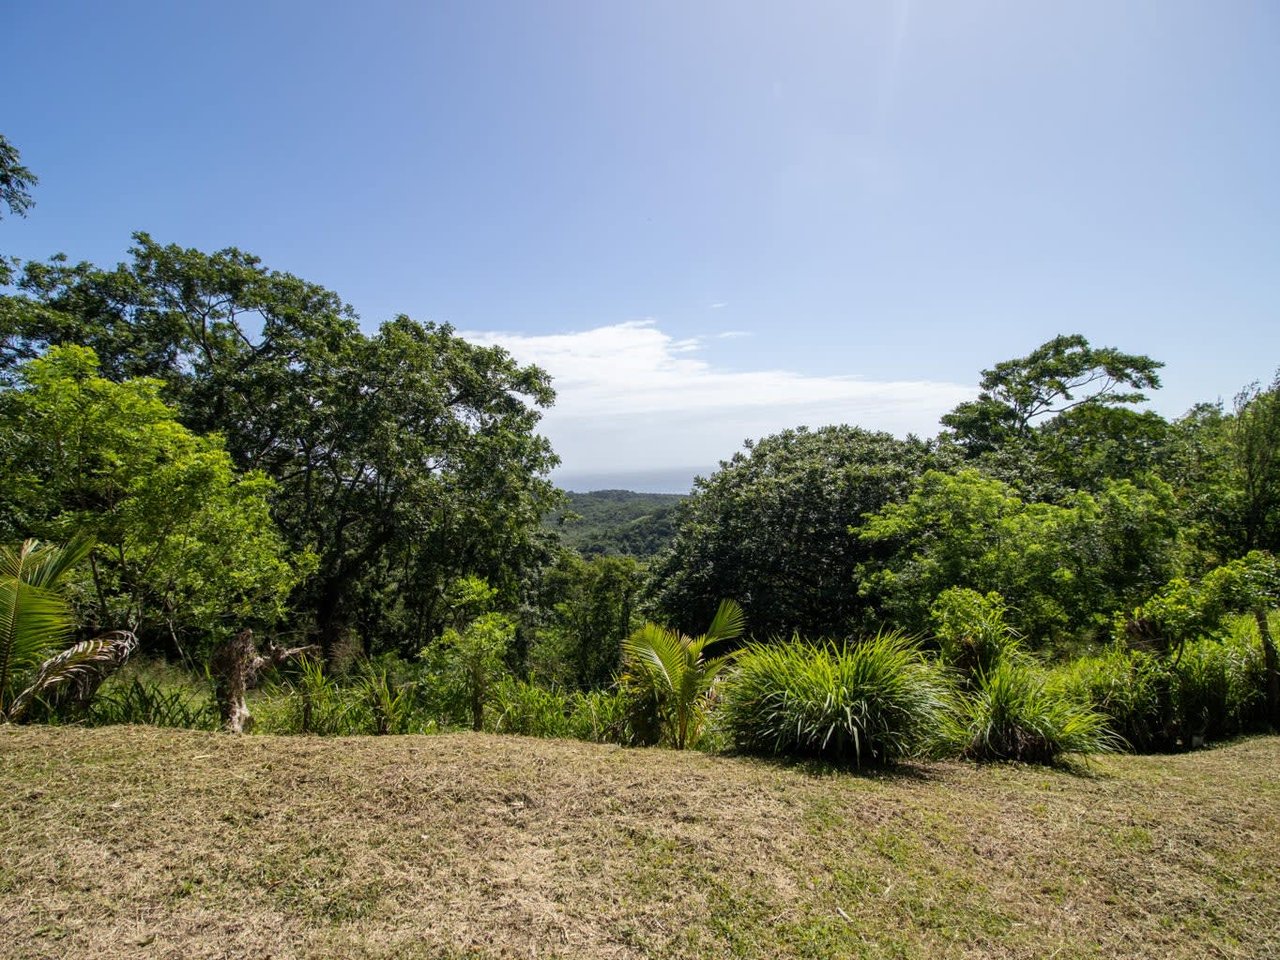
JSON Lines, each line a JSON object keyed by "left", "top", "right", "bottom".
{"left": 1047, "top": 646, "right": 1172, "bottom": 751}
{"left": 720, "top": 631, "right": 953, "bottom": 768}
{"left": 87, "top": 675, "right": 218, "bottom": 730}
{"left": 950, "top": 657, "right": 1120, "bottom": 765}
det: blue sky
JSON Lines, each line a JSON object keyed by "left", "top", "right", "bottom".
{"left": 5, "top": 1, "right": 1278, "bottom": 491}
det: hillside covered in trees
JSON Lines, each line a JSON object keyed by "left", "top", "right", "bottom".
{"left": 547, "top": 490, "right": 685, "bottom": 558}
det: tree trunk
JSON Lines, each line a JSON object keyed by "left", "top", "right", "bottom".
{"left": 211, "top": 628, "right": 318, "bottom": 733}
{"left": 1255, "top": 608, "right": 1280, "bottom": 731}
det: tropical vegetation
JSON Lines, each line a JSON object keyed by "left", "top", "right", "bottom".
{"left": 1, "top": 131, "right": 1278, "bottom": 776}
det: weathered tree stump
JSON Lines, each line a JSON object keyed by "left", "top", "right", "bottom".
{"left": 211, "top": 629, "right": 317, "bottom": 733}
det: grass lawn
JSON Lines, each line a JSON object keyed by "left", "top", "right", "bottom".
{"left": 1, "top": 726, "right": 1277, "bottom": 959}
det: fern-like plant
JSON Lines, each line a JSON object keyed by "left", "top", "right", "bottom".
{"left": 620, "top": 599, "right": 744, "bottom": 749}
{"left": 1, "top": 537, "right": 136, "bottom": 722}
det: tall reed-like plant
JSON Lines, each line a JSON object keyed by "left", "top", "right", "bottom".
{"left": 490, "top": 678, "right": 572, "bottom": 738}
{"left": 720, "top": 632, "right": 953, "bottom": 767}
{"left": 359, "top": 661, "right": 415, "bottom": 735}
{"left": 950, "top": 658, "right": 1119, "bottom": 764}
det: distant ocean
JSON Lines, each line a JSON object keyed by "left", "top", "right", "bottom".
{"left": 553, "top": 467, "right": 704, "bottom": 495}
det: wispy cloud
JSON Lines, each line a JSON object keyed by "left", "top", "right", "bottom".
{"left": 709, "top": 302, "right": 728, "bottom": 309}
{"left": 465, "top": 320, "right": 974, "bottom": 477}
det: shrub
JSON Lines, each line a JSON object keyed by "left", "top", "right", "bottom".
{"left": 720, "top": 632, "right": 953, "bottom": 767}
{"left": 256, "top": 656, "right": 363, "bottom": 735}
{"left": 929, "top": 587, "right": 1020, "bottom": 681}
{"left": 428, "top": 611, "right": 515, "bottom": 732}
{"left": 1050, "top": 616, "right": 1268, "bottom": 751}
{"left": 951, "top": 658, "right": 1119, "bottom": 764}
{"left": 1174, "top": 626, "right": 1265, "bottom": 743}
{"left": 1047, "top": 647, "right": 1172, "bottom": 752}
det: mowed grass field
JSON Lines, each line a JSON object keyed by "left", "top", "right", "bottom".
{"left": 1, "top": 727, "right": 1277, "bottom": 959}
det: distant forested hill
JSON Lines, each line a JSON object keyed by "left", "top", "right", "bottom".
{"left": 550, "top": 489, "right": 685, "bottom": 557}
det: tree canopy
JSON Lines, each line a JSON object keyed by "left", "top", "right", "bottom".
{"left": 647, "top": 426, "right": 948, "bottom": 640}
{"left": 6, "top": 235, "right": 561, "bottom": 657}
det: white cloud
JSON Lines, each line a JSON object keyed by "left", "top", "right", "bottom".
{"left": 464, "top": 320, "right": 974, "bottom": 479}
{"left": 709, "top": 302, "right": 728, "bottom": 309}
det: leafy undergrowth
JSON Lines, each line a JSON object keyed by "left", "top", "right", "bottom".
{"left": 1, "top": 728, "right": 1278, "bottom": 959}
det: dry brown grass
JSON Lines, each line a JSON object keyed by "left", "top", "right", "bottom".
{"left": 1, "top": 726, "right": 1277, "bottom": 959}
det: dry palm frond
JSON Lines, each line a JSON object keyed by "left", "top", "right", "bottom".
{"left": 7, "top": 631, "right": 137, "bottom": 722}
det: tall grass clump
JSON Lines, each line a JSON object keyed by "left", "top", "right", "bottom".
{"left": 1173, "top": 624, "right": 1265, "bottom": 742}
{"left": 88, "top": 676, "right": 219, "bottom": 729}
{"left": 1048, "top": 647, "right": 1173, "bottom": 752}
{"left": 255, "top": 656, "right": 364, "bottom": 735}
{"left": 566, "top": 688, "right": 628, "bottom": 744}
{"left": 358, "top": 660, "right": 416, "bottom": 735}
{"left": 720, "top": 632, "right": 953, "bottom": 767}
{"left": 1049, "top": 615, "right": 1268, "bottom": 751}
{"left": 489, "top": 678, "right": 572, "bottom": 737}
{"left": 951, "top": 658, "right": 1119, "bottom": 764}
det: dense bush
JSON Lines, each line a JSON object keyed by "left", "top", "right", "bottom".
{"left": 1049, "top": 618, "right": 1268, "bottom": 751}
{"left": 949, "top": 658, "right": 1119, "bottom": 764}
{"left": 1047, "top": 647, "right": 1173, "bottom": 751}
{"left": 929, "top": 587, "right": 1020, "bottom": 681}
{"left": 720, "top": 633, "right": 953, "bottom": 767}
{"left": 565, "top": 689, "right": 627, "bottom": 743}
{"left": 648, "top": 426, "right": 945, "bottom": 640}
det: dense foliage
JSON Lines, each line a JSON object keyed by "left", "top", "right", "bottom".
{"left": 3, "top": 132, "right": 1278, "bottom": 765}
{"left": 549, "top": 490, "right": 684, "bottom": 558}
{"left": 4, "top": 232, "right": 559, "bottom": 660}
{"left": 648, "top": 426, "right": 948, "bottom": 639}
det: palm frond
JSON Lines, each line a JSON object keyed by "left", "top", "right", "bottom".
{"left": 704, "top": 599, "right": 746, "bottom": 645}
{"left": 0, "top": 577, "right": 77, "bottom": 713}
{"left": 622, "top": 623, "right": 685, "bottom": 695}
{"left": 7, "top": 631, "right": 137, "bottom": 722}
{"left": 0, "top": 536, "right": 95, "bottom": 590}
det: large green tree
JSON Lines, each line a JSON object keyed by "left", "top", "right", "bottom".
{"left": 7, "top": 235, "right": 559, "bottom": 656}
{"left": 859, "top": 469, "right": 1180, "bottom": 643}
{"left": 526, "top": 551, "right": 643, "bottom": 689}
{"left": 0, "top": 134, "right": 37, "bottom": 222}
{"left": 0, "top": 346, "right": 307, "bottom": 657}
{"left": 942, "top": 334, "right": 1163, "bottom": 451}
{"left": 941, "top": 334, "right": 1167, "bottom": 499}
{"left": 648, "top": 426, "right": 948, "bottom": 640}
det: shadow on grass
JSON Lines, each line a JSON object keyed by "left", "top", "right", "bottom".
{"left": 715, "top": 749, "right": 943, "bottom": 783}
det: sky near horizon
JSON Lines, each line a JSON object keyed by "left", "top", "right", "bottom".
{"left": 5, "top": 2, "right": 1278, "bottom": 491}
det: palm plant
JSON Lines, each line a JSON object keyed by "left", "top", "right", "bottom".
{"left": 1, "top": 537, "right": 136, "bottom": 722}
{"left": 620, "top": 599, "right": 745, "bottom": 749}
